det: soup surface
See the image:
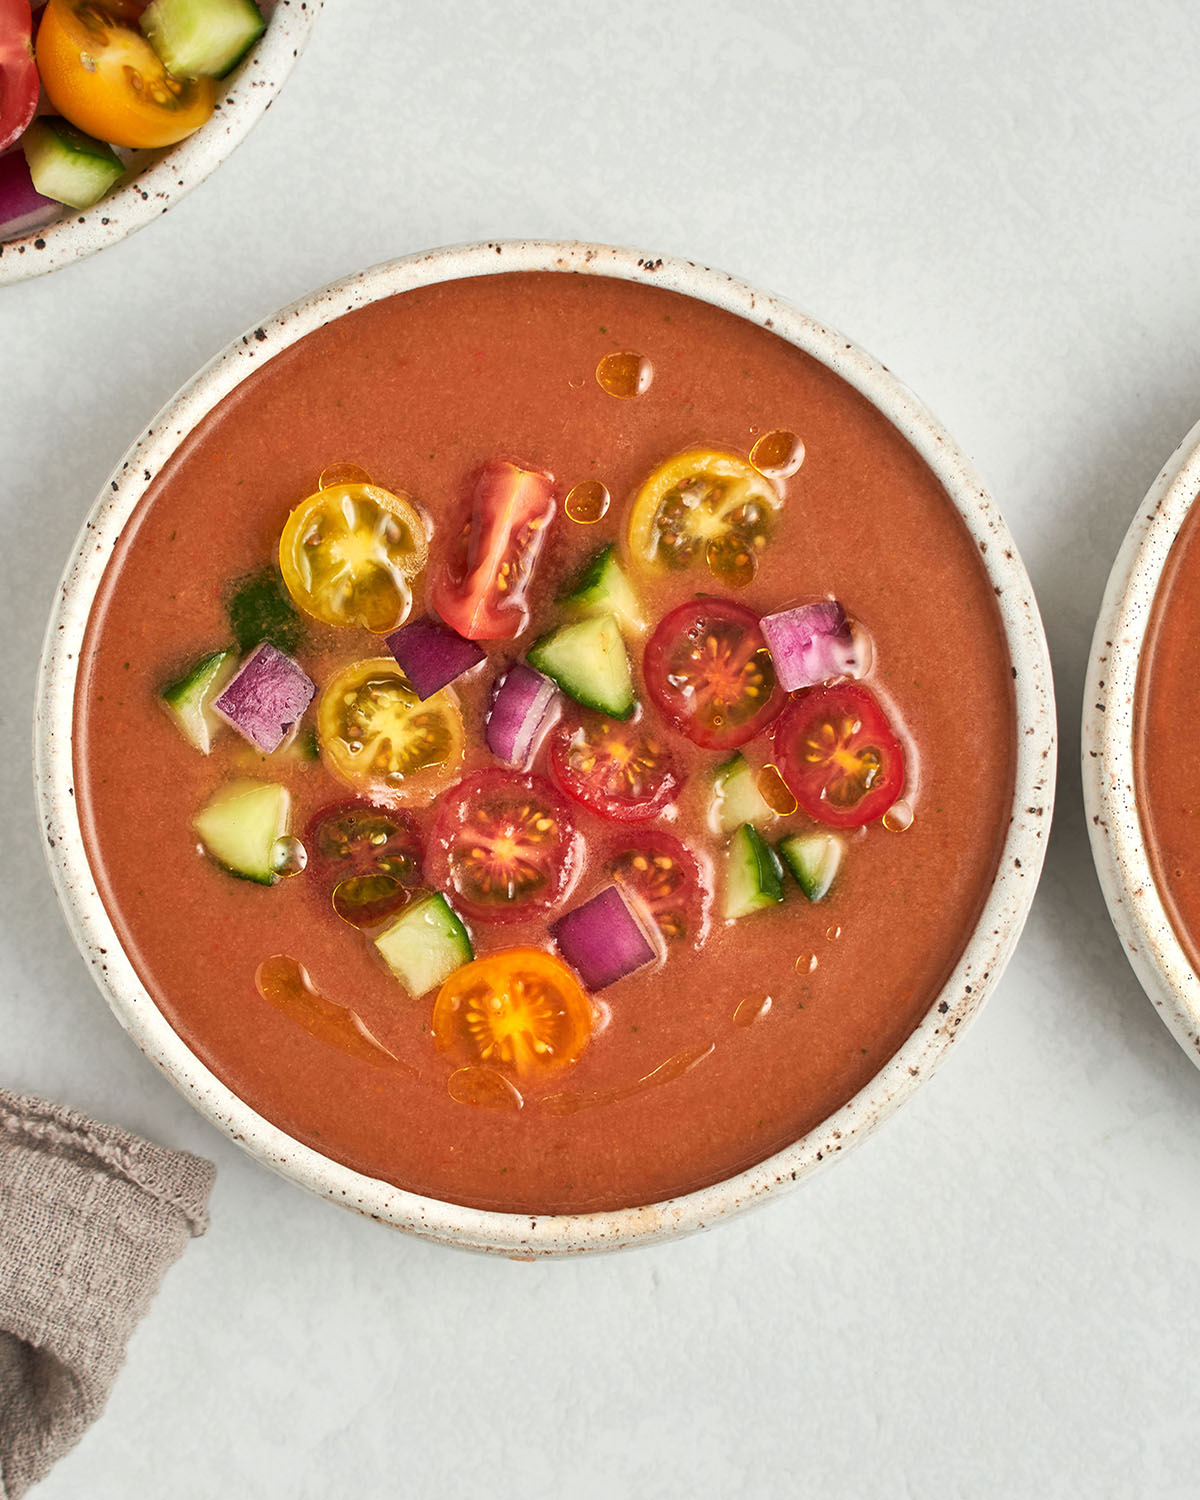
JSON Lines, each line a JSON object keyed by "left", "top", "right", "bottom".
{"left": 1135, "top": 493, "right": 1200, "bottom": 970}
{"left": 75, "top": 270, "right": 1016, "bottom": 1215}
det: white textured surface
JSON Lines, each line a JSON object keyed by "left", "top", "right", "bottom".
{"left": 2, "top": 0, "right": 1199, "bottom": 1494}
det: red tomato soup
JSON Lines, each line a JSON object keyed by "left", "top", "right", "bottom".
{"left": 74, "top": 271, "right": 1016, "bottom": 1215}
{"left": 1135, "top": 495, "right": 1200, "bottom": 970}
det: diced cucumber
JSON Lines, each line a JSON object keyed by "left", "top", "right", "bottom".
{"left": 193, "top": 781, "right": 290, "bottom": 885}
{"left": 22, "top": 119, "right": 123, "bottom": 211}
{"left": 778, "top": 832, "right": 844, "bottom": 903}
{"left": 142, "top": 0, "right": 265, "bottom": 78}
{"left": 226, "top": 566, "right": 303, "bottom": 653}
{"left": 558, "top": 544, "right": 645, "bottom": 634}
{"left": 709, "top": 754, "right": 776, "bottom": 835}
{"left": 374, "top": 893, "right": 474, "bottom": 997}
{"left": 160, "top": 646, "right": 238, "bottom": 754}
{"left": 527, "top": 613, "right": 636, "bottom": 720}
{"left": 723, "top": 823, "right": 785, "bottom": 920}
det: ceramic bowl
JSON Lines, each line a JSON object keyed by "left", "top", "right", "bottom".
{"left": 0, "top": 0, "right": 320, "bottom": 285}
{"left": 1083, "top": 418, "right": 1200, "bottom": 1061}
{"left": 34, "top": 240, "right": 1056, "bottom": 1255}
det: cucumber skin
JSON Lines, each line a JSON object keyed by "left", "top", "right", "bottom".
{"left": 778, "top": 833, "right": 844, "bottom": 903}
{"left": 142, "top": 0, "right": 265, "bottom": 78}
{"left": 723, "top": 823, "right": 785, "bottom": 920}
{"left": 374, "top": 894, "right": 474, "bottom": 997}
{"left": 527, "top": 614, "right": 637, "bottom": 721}
{"left": 558, "top": 545, "right": 645, "bottom": 633}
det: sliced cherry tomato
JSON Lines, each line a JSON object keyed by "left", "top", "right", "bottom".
{"left": 432, "top": 948, "right": 594, "bottom": 1081}
{"left": 307, "top": 801, "right": 423, "bottom": 928}
{"left": 549, "top": 714, "right": 681, "bottom": 823}
{"left": 607, "top": 832, "right": 710, "bottom": 948}
{"left": 0, "top": 0, "right": 37, "bottom": 153}
{"left": 427, "top": 770, "right": 579, "bottom": 924}
{"left": 430, "top": 459, "right": 556, "bottom": 640}
{"left": 317, "top": 658, "right": 464, "bottom": 808}
{"left": 36, "top": 0, "right": 214, "bottom": 149}
{"left": 626, "top": 448, "right": 781, "bottom": 584}
{"left": 643, "top": 598, "right": 784, "bottom": 751}
{"left": 279, "top": 480, "right": 428, "bottom": 634}
{"left": 773, "top": 682, "right": 906, "bottom": 829}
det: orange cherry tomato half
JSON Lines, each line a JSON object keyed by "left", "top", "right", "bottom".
{"left": 430, "top": 459, "right": 556, "bottom": 640}
{"left": 0, "top": 0, "right": 38, "bottom": 153}
{"left": 36, "top": 0, "right": 215, "bottom": 149}
{"left": 550, "top": 714, "right": 682, "bottom": 823}
{"left": 772, "top": 682, "right": 906, "bottom": 829}
{"left": 432, "top": 948, "right": 595, "bottom": 1081}
{"left": 643, "top": 597, "right": 784, "bottom": 751}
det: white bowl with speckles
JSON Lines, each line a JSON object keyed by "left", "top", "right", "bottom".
{"left": 34, "top": 241, "right": 1057, "bottom": 1255}
{"left": 0, "top": 0, "right": 320, "bottom": 284}
{"left": 1083, "top": 418, "right": 1200, "bottom": 1063}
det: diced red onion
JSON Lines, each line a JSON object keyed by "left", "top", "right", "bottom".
{"left": 551, "top": 884, "right": 658, "bottom": 990}
{"left": 486, "top": 662, "right": 557, "bottom": 767}
{"left": 214, "top": 643, "right": 315, "bottom": 753}
{"left": 0, "top": 152, "right": 60, "bottom": 242}
{"left": 385, "top": 615, "right": 485, "bottom": 701}
{"left": 761, "top": 600, "right": 859, "bottom": 691}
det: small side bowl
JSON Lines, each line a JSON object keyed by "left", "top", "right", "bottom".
{"left": 0, "top": 0, "right": 321, "bottom": 284}
{"left": 34, "top": 241, "right": 1056, "bottom": 1255}
{"left": 1083, "top": 418, "right": 1200, "bottom": 1061}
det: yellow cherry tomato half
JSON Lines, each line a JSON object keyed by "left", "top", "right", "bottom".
{"left": 280, "top": 481, "right": 429, "bottom": 634}
{"left": 36, "top": 0, "right": 215, "bottom": 149}
{"left": 626, "top": 448, "right": 782, "bottom": 584}
{"left": 317, "top": 658, "right": 463, "bottom": 807}
{"left": 432, "top": 949, "right": 595, "bottom": 1082}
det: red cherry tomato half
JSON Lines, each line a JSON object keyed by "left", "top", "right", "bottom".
{"left": 430, "top": 460, "right": 556, "bottom": 640}
{"left": 643, "top": 597, "right": 784, "bottom": 751}
{"left": 772, "top": 682, "right": 906, "bottom": 829}
{"left": 307, "top": 801, "right": 424, "bottom": 928}
{"left": 607, "top": 831, "right": 711, "bottom": 949}
{"left": 550, "top": 714, "right": 682, "bottom": 823}
{"left": 0, "top": 0, "right": 38, "bottom": 153}
{"left": 427, "top": 770, "right": 580, "bottom": 923}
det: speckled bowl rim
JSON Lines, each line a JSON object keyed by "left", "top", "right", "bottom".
{"left": 34, "top": 240, "right": 1056, "bottom": 1255}
{"left": 1083, "top": 418, "right": 1200, "bottom": 1062}
{"left": 0, "top": 0, "right": 321, "bottom": 285}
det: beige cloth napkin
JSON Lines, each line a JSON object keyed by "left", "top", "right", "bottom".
{"left": 0, "top": 1089, "right": 215, "bottom": 1499}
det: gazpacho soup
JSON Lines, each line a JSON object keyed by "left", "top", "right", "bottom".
{"left": 75, "top": 270, "right": 1017, "bottom": 1215}
{"left": 1135, "top": 492, "right": 1200, "bottom": 975}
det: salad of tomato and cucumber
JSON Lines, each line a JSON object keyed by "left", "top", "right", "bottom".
{"left": 73, "top": 269, "right": 1017, "bottom": 1214}
{"left": 0, "top": 0, "right": 268, "bottom": 239}
{"left": 154, "top": 446, "right": 913, "bottom": 1099}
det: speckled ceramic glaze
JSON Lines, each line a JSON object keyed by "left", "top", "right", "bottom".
{"left": 0, "top": 0, "right": 320, "bottom": 285}
{"left": 1083, "top": 419, "right": 1200, "bottom": 1063}
{"left": 34, "top": 242, "right": 1056, "bottom": 1255}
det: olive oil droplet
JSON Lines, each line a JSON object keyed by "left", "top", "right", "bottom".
{"left": 596, "top": 351, "right": 653, "bottom": 398}
{"left": 272, "top": 835, "right": 307, "bottom": 878}
{"left": 448, "top": 1067, "right": 524, "bottom": 1112}
{"left": 750, "top": 429, "right": 805, "bottom": 478}
{"left": 883, "top": 800, "right": 914, "bottom": 832}
{"left": 756, "top": 764, "right": 798, "bottom": 815}
{"left": 733, "top": 995, "right": 773, "bottom": 1027}
{"left": 317, "top": 462, "right": 373, "bottom": 491}
{"left": 795, "top": 954, "right": 819, "bottom": 975}
{"left": 565, "top": 481, "right": 611, "bottom": 524}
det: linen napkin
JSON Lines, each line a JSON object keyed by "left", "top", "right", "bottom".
{"left": 0, "top": 1089, "right": 215, "bottom": 1498}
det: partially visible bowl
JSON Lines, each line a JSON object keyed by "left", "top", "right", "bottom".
{"left": 0, "top": 0, "right": 320, "bottom": 285}
{"left": 1084, "top": 418, "right": 1200, "bottom": 1063}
